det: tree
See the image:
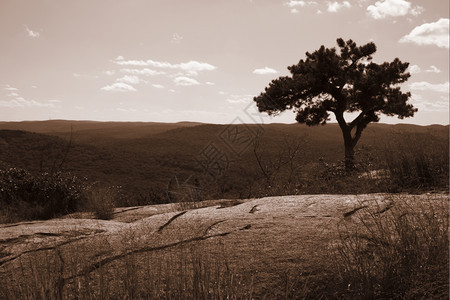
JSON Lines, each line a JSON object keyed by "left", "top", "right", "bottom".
{"left": 253, "top": 38, "right": 417, "bottom": 171}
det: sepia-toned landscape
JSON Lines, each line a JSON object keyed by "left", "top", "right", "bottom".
{"left": 1, "top": 0, "right": 449, "bottom": 299}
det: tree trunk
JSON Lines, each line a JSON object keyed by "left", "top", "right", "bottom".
{"left": 335, "top": 111, "right": 355, "bottom": 172}
{"left": 344, "top": 141, "right": 355, "bottom": 171}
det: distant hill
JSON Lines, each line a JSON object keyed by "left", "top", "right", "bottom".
{"left": 0, "top": 120, "right": 203, "bottom": 146}
{"left": 0, "top": 121, "right": 448, "bottom": 204}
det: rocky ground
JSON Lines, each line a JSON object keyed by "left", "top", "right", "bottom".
{"left": 0, "top": 193, "right": 447, "bottom": 298}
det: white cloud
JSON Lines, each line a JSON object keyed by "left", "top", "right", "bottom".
{"left": 327, "top": 1, "right": 351, "bottom": 13}
{"left": 286, "top": 0, "right": 306, "bottom": 7}
{"left": 409, "top": 65, "right": 421, "bottom": 74}
{"left": 410, "top": 93, "right": 449, "bottom": 112}
{"left": 120, "top": 68, "right": 165, "bottom": 76}
{"left": 176, "top": 61, "right": 217, "bottom": 75}
{"left": 410, "top": 5, "right": 424, "bottom": 16}
{"left": 409, "top": 64, "right": 442, "bottom": 74}
{"left": 4, "top": 85, "right": 18, "bottom": 91}
{"left": 152, "top": 84, "right": 165, "bottom": 89}
{"left": 410, "top": 81, "right": 449, "bottom": 93}
{"left": 205, "top": 82, "right": 215, "bottom": 85}
{"left": 0, "top": 87, "right": 56, "bottom": 108}
{"left": 117, "top": 75, "right": 145, "bottom": 85}
{"left": 367, "top": 0, "right": 422, "bottom": 19}
{"left": 114, "top": 58, "right": 216, "bottom": 75}
{"left": 226, "top": 94, "right": 254, "bottom": 104}
{"left": 426, "top": 65, "right": 441, "bottom": 73}
{"left": 252, "top": 67, "right": 279, "bottom": 75}
{"left": 0, "top": 97, "right": 55, "bottom": 108}
{"left": 171, "top": 33, "right": 183, "bottom": 44}
{"left": 285, "top": 0, "right": 317, "bottom": 12}
{"left": 104, "top": 70, "right": 116, "bottom": 76}
{"left": 24, "top": 25, "right": 40, "bottom": 38}
{"left": 173, "top": 76, "right": 200, "bottom": 86}
{"left": 399, "top": 18, "right": 449, "bottom": 48}
{"left": 101, "top": 82, "right": 137, "bottom": 92}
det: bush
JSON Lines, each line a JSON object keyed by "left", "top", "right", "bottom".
{"left": 83, "top": 184, "right": 117, "bottom": 220}
{"left": 384, "top": 148, "right": 448, "bottom": 191}
{"left": 0, "top": 168, "right": 86, "bottom": 222}
{"left": 331, "top": 196, "right": 449, "bottom": 298}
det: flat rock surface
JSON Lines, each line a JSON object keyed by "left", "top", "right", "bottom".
{"left": 0, "top": 193, "right": 447, "bottom": 297}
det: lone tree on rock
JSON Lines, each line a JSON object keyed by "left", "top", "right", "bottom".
{"left": 254, "top": 38, "right": 417, "bottom": 171}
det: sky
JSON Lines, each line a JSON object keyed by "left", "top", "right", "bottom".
{"left": 0, "top": 0, "right": 448, "bottom": 125}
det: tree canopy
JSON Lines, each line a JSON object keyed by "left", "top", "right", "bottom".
{"left": 254, "top": 38, "right": 417, "bottom": 170}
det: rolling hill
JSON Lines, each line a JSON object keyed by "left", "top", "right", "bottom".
{"left": 0, "top": 121, "right": 448, "bottom": 205}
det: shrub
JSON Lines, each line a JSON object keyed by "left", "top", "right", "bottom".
{"left": 83, "top": 184, "right": 117, "bottom": 220}
{"left": 0, "top": 168, "right": 86, "bottom": 222}
{"left": 331, "top": 195, "right": 449, "bottom": 298}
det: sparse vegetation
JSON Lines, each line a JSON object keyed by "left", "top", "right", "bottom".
{"left": 0, "top": 121, "right": 448, "bottom": 298}
{"left": 83, "top": 184, "right": 117, "bottom": 220}
{"left": 0, "top": 123, "right": 448, "bottom": 204}
{"left": 331, "top": 196, "right": 449, "bottom": 298}
{"left": 0, "top": 168, "right": 86, "bottom": 222}
{"left": 0, "top": 194, "right": 447, "bottom": 299}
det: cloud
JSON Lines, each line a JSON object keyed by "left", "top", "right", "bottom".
{"left": 285, "top": 0, "right": 317, "bottom": 12}
{"left": 0, "top": 97, "right": 55, "bottom": 108}
{"left": 409, "top": 81, "right": 449, "bottom": 93}
{"left": 4, "top": 85, "right": 18, "bottom": 91}
{"left": 117, "top": 75, "right": 146, "bottom": 85}
{"left": 426, "top": 65, "right": 441, "bottom": 73}
{"left": 113, "top": 58, "right": 216, "bottom": 75}
{"left": 0, "top": 87, "right": 56, "bottom": 108}
{"left": 171, "top": 33, "right": 183, "bottom": 44}
{"left": 252, "top": 67, "right": 279, "bottom": 75}
{"left": 173, "top": 76, "right": 200, "bottom": 86}
{"left": 399, "top": 18, "right": 449, "bottom": 48}
{"left": 152, "top": 84, "right": 164, "bottom": 89}
{"left": 286, "top": 0, "right": 306, "bottom": 7}
{"left": 101, "top": 82, "right": 137, "bottom": 92}
{"left": 327, "top": 1, "right": 351, "bottom": 12}
{"left": 409, "top": 64, "right": 442, "bottom": 74}
{"left": 410, "top": 93, "right": 449, "bottom": 112}
{"left": 24, "top": 25, "right": 40, "bottom": 38}
{"left": 409, "top": 65, "right": 421, "bottom": 74}
{"left": 367, "top": 0, "right": 422, "bottom": 19}
{"left": 103, "top": 70, "right": 116, "bottom": 76}
{"left": 120, "top": 68, "right": 165, "bottom": 76}
{"left": 226, "top": 94, "right": 254, "bottom": 104}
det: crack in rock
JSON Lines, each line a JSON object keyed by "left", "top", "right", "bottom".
{"left": 64, "top": 224, "right": 253, "bottom": 282}
{"left": 343, "top": 205, "right": 368, "bottom": 218}
{"left": 157, "top": 211, "right": 187, "bottom": 233}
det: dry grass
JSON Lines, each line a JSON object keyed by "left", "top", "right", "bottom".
{"left": 0, "top": 193, "right": 448, "bottom": 299}
{"left": 330, "top": 195, "right": 449, "bottom": 298}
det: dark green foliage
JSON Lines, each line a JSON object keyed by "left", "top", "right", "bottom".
{"left": 254, "top": 38, "right": 416, "bottom": 169}
{"left": 0, "top": 168, "right": 86, "bottom": 221}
